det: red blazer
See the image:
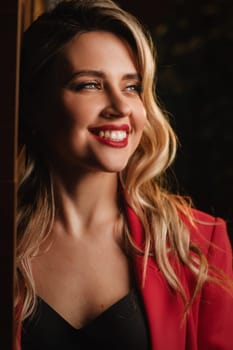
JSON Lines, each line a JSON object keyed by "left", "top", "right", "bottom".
{"left": 126, "top": 204, "right": 233, "bottom": 350}
{"left": 17, "top": 205, "right": 233, "bottom": 349}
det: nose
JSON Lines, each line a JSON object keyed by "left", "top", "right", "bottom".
{"left": 101, "top": 91, "right": 132, "bottom": 119}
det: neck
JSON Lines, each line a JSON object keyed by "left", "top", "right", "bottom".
{"left": 51, "top": 170, "right": 121, "bottom": 236}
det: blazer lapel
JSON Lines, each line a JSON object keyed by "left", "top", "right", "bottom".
{"left": 125, "top": 203, "right": 189, "bottom": 350}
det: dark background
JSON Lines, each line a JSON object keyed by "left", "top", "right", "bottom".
{"left": 118, "top": 0, "right": 233, "bottom": 243}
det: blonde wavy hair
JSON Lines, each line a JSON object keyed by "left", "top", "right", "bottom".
{"left": 16, "top": 0, "right": 232, "bottom": 343}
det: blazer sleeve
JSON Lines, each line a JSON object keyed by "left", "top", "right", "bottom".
{"left": 197, "top": 217, "right": 233, "bottom": 349}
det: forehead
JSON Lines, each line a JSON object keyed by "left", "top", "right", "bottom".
{"left": 56, "top": 30, "right": 138, "bottom": 77}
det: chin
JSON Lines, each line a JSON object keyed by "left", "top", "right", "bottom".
{"left": 97, "top": 157, "right": 129, "bottom": 173}
{"left": 102, "top": 163, "right": 128, "bottom": 173}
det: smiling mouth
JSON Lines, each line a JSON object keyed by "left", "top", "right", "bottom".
{"left": 88, "top": 124, "right": 130, "bottom": 147}
{"left": 96, "top": 130, "right": 127, "bottom": 141}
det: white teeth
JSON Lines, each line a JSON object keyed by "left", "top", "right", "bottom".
{"left": 98, "top": 130, "right": 127, "bottom": 141}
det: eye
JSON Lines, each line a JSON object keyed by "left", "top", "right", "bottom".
{"left": 125, "top": 83, "right": 142, "bottom": 94}
{"left": 68, "top": 81, "right": 102, "bottom": 91}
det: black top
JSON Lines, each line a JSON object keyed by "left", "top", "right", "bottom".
{"left": 22, "top": 289, "right": 150, "bottom": 349}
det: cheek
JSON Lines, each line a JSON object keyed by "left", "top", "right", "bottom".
{"left": 59, "top": 93, "right": 99, "bottom": 129}
{"left": 130, "top": 105, "right": 147, "bottom": 154}
{"left": 48, "top": 99, "right": 88, "bottom": 132}
{"left": 135, "top": 104, "right": 147, "bottom": 135}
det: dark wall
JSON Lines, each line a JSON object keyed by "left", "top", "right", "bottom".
{"left": 118, "top": 0, "right": 233, "bottom": 242}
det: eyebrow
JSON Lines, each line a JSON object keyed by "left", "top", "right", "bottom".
{"left": 69, "top": 70, "right": 141, "bottom": 81}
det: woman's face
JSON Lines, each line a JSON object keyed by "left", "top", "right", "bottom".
{"left": 39, "top": 31, "right": 147, "bottom": 174}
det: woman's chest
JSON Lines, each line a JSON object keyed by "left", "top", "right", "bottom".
{"left": 30, "top": 235, "right": 132, "bottom": 329}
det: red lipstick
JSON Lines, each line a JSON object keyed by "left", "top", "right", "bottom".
{"left": 88, "top": 124, "right": 130, "bottom": 148}
{"left": 89, "top": 124, "right": 130, "bottom": 133}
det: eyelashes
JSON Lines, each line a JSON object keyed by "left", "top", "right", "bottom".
{"left": 67, "top": 80, "right": 142, "bottom": 94}
{"left": 67, "top": 81, "right": 101, "bottom": 91}
{"left": 125, "top": 84, "right": 142, "bottom": 94}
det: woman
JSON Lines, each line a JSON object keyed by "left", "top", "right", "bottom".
{"left": 16, "top": 0, "right": 233, "bottom": 349}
